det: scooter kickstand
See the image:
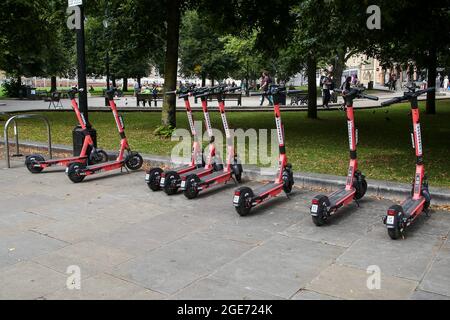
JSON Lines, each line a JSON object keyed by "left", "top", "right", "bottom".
{"left": 354, "top": 199, "right": 360, "bottom": 207}
{"left": 121, "top": 164, "right": 130, "bottom": 174}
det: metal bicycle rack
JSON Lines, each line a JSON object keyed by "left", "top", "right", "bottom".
{"left": 3, "top": 114, "right": 52, "bottom": 168}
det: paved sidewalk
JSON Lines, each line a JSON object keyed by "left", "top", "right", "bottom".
{"left": 2, "top": 91, "right": 448, "bottom": 113}
{"left": 0, "top": 160, "right": 449, "bottom": 300}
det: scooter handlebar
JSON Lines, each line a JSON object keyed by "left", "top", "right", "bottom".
{"left": 381, "top": 87, "right": 435, "bottom": 106}
{"left": 360, "top": 93, "right": 379, "bottom": 101}
{"left": 381, "top": 96, "right": 405, "bottom": 107}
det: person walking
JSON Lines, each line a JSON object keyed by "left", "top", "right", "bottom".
{"left": 444, "top": 76, "right": 449, "bottom": 92}
{"left": 391, "top": 74, "right": 397, "bottom": 91}
{"left": 259, "top": 71, "right": 273, "bottom": 106}
{"left": 322, "top": 71, "right": 331, "bottom": 109}
{"left": 133, "top": 79, "right": 140, "bottom": 97}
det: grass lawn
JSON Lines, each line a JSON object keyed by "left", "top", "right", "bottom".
{"left": 2, "top": 100, "right": 449, "bottom": 187}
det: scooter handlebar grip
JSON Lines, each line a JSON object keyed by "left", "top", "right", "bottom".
{"left": 361, "top": 93, "right": 379, "bottom": 101}
{"left": 68, "top": 90, "right": 77, "bottom": 100}
{"left": 381, "top": 96, "right": 404, "bottom": 106}
{"left": 286, "top": 90, "right": 305, "bottom": 95}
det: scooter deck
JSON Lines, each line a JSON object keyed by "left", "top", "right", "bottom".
{"left": 42, "top": 156, "right": 88, "bottom": 164}
{"left": 253, "top": 182, "right": 282, "bottom": 197}
{"left": 171, "top": 164, "right": 196, "bottom": 174}
{"left": 85, "top": 160, "right": 124, "bottom": 170}
{"left": 180, "top": 167, "right": 213, "bottom": 179}
{"left": 401, "top": 196, "right": 425, "bottom": 217}
{"left": 200, "top": 170, "right": 230, "bottom": 183}
{"left": 328, "top": 188, "right": 355, "bottom": 208}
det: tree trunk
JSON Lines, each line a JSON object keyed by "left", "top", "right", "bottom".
{"left": 50, "top": 76, "right": 57, "bottom": 92}
{"left": 122, "top": 77, "right": 128, "bottom": 92}
{"left": 17, "top": 75, "right": 22, "bottom": 98}
{"left": 201, "top": 73, "right": 206, "bottom": 87}
{"left": 161, "top": 0, "right": 181, "bottom": 127}
{"left": 333, "top": 48, "right": 345, "bottom": 89}
{"left": 426, "top": 48, "right": 437, "bottom": 114}
{"left": 137, "top": 77, "right": 141, "bottom": 88}
{"left": 112, "top": 75, "right": 117, "bottom": 88}
{"left": 307, "top": 55, "right": 317, "bottom": 119}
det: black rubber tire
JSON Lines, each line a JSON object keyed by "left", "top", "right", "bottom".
{"left": 354, "top": 178, "right": 368, "bottom": 200}
{"left": 213, "top": 162, "right": 224, "bottom": 172}
{"left": 232, "top": 163, "right": 243, "bottom": 183}
{"left": 422, "top": 189, "right": 431, "bottom": 212}
{"left": 282, "top": 170, "right": 294, "bottom": 194}
{"left": 125, "top": 152, "right": 143, "bottom": 171}
{"left": 147, "top": 168, "right": 163, "bottom": 191}
{"left": 184, "top": 174, "right": 200, "bottom": 199}
{"left": 388, "top": 227, "right": 402, "bottom": 240}
{"left": 67, "top": 162, "right": 86, "bottom": 183}
{"left": 312, "top": 214, "right": 326, "bottom": 226}
{"left": 163, "top": 171, "right": 180, "bottom": 195}
{"left": 89, "top": 149, "right": 109, "bottom": 165}
{"left": 25, "top": 154, "right": 45, "bottom": 173}
{"left": 234, "top": 187, "right": 254, "bottom": 216}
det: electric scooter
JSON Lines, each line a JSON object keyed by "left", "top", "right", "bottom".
{"left": 233, "top": 86, "right": 300, "bottom": 216}
{"left": 182, "top": 86, "right": 243, "bottom": 199}
{"left": 145, "top": 86, "right": 209, "bottom": 194}
{"left": 382, "top": 85, "right": 434, "bottom": 239}
{"left": 171, "top": 85, "right": 230, "bottom": 194}
{"left": 66, "top": 90, "right": 143, "bottom": 183}
{"left": 25, "top": 89, "right": 108, "bottom": 173}
{"left": 310, "top": 87, "right": 378, "bottom": 226}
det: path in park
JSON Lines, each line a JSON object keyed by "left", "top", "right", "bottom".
{"left": 0, "top": 159, "right": 449, "bottom": 300}
{"left": 2, "top": 91, "right": 448, "bottom": 113}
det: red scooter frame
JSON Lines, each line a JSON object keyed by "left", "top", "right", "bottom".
{"left": 310, "top": 87, "right": 378, "bottom": 225}
{"left": 145, "top": 86, "right": 211, "bottom": 194}
{"left": 382, "top": 86, "right": 434, "bottom": 239}
{"left": 183, "top": 87, "right": 243, "bottom": 199}
{"left": 66, "top": 90, "right": 143, "bottom": 183}
{"left": 25, "top": 90, "right": 107, "bottom": 173}
{"left": 233, "top": 86, "right": 298, "bottom": 216}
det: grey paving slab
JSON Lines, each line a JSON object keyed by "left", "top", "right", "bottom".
{"left": 291, "top": 289, "right": 341, "bottom": 300}
{"left": 172, "top": 277, "right": 283, "bottom": 300}
{"left": 337, "top": 226, "right": 444, "bottom": 281}
{"left": 212, "top": 234, "right": 345, "bottom": 299}
{"left": 306, "top": 264, "right": 418, "bottom": 300}
{"left": 419, "top": 247, "right": 450, "bottom": 297}
{"left": 32, "top": 241, "right": 134, "bottom": 279}
{"left": 111, "top": 232, "right": 254, "bottom": 295}
{"left": 409, "top": 289, "right": 450, "bottom": 300}
{"left": 0, "top": 210, "right": 55, "bottom": 233}
{"left": 45, "top": 273, "right": 165, "bottom": 300}
{"left": 93, "top": 223, "right": 162, "bottom": 256}
{"left": 30, "top": 216, "right": 124, "bottom": 244}
{"left": 281, "top": 197, "right": 386, "bottom": 248}
{"left": 0, "top": 261, "right": 67, "bottom": 300}
{"left": 0, "top": 230, "right": 68, "bottom": 269}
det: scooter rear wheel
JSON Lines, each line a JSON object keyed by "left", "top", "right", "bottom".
{"left": 184, "top": 174, "right": 200, "bottom": 199}
{"left": 234, "top": 187, "right": 254, "bottom": 216}
{"left": 126, "top": 152, "right": 143, "bottom": 171}
{"left": 25, "top": 154, "right": 45, "bottom": 173}
{"left": 67, "top": 162, "right": 86, "bottom": 183}
{"left": 146, "top": 168, "right": 163, "bottom": 191}
{"left": 354, "top": 179, "right": 368, "bottom": 200}
{"left": 163, "top": 171, "right": 180, "bottom": 195}
{"left": 89, "top": 150, "right": 109, "bottom": 165}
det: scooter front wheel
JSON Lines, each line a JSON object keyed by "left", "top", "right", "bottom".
{"left": 234, "top": 187, "right": 254, "bottom": 216}
{"left": 126, "top": 152, "right": 143, "bottom": 170}
{"left": 67, "top": 162, "right": 86, "bottom": 183}
{"left": 163, "top": 171, "right": 180, "bottom": 195}
{"left": 146, "top": 168, "right": 163, "bottom": 191}
{"left": 25, "top": 154, "right": 45, "bottom": 173}
{"left": 90, "top": 150, "right": 109, "bottom": 165}
{"left": 184, "top": 174, "right": 200, "bottom": 199}
{"left": 354, "top": 179, "right": 368, "bottom": 200}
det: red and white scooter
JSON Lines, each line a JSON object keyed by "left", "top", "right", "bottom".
{"left": 25, "top": 89, "right": 108, "bottom": 173}
{"left": 233, "top": 86, "right": 300, "bottom": 215}
{"left": 382, "top": 85, "right": 434, "bottom": 239}
{"left": 66, "top": 90, "right": 143, "bottom": 182}
{"left": 310, "top": 87, "right": 378, "bottom": 226}
{"left": 145, "top": 86, "right": 210, "bottom": 194}
{"left": 182, "top": 86, "right": 243, "bottom": 199}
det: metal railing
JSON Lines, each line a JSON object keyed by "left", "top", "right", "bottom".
{"left": 3, "top": 114, "right": 52, "bottom": 168}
